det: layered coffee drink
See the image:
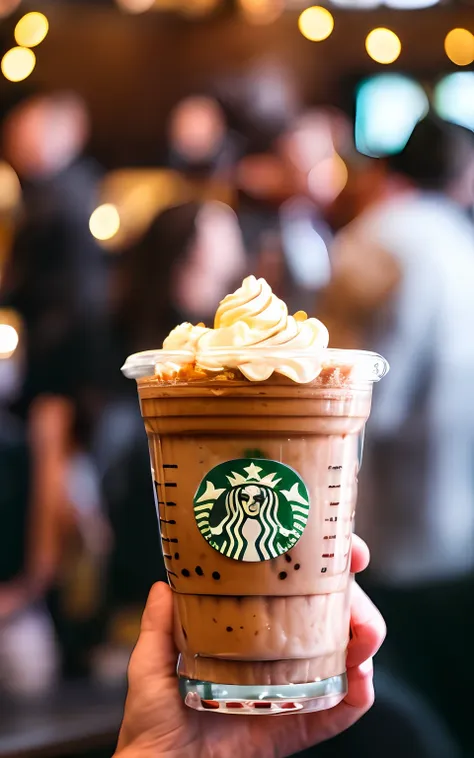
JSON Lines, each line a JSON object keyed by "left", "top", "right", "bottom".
{"left": 123, "top": 276, "right": 388, "bottom": 715}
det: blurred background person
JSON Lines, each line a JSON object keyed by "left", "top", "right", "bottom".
{"left": 168, "top": 95, "right": 239, "bottom": 181}
{"left": 95, "top": 200, "right": 246, "bottom": 623}
{"left": 319, "top": 115, "right": 474, "bottom": 753}
{"left": 0, "top": 91, "right": 111, "bottom": 686}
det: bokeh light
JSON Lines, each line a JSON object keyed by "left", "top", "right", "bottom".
{"left": 355, "top": 74, "right": 429, "bottom": 157}
{"left": 239, "top": 0, "right": 284, "bottom": 24}
{"left": 434, "top": 72, "right": 474, "bottom": 130}
{"left": 1, "top": 47, "right": 36, "bottom": 82}
{"left": 308, "top": 153, "right": 348, "bottom": 205}
{"left": 365, "top": 28, "right": 401, "bottom": 64}
{"left": 89, "top": 204, "right": 121, "bottom": 241}
{"left": 444, "top": 29, "right": 474, "bottom": 67}
{"left": 298, "top": 6, "right": 334, "bottom": 42}
{"left": 14, "top": 12, "right": 49, "bottom": 48}
{"left": 0, "top": 324, "right": 19, "bottom": 359}
{"left": 0, "top": 162, "right": 22, "bottom": 212}
{"left": 385, "top": 0, "right": 439, "bottom": 6}
{"left": 115, "top": 0, "right": 155, "bottom": 13}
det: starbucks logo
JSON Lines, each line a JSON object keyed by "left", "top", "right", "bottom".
{"left": 194, "top": 459, "right": 310, "bottom": 562}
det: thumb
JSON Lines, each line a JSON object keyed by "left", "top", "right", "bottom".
{"left": 131, "top": 582, "right": 177, "bottom": 680}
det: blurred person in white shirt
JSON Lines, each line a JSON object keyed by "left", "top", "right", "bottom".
{"left": 319, "top": 115, "right": 474, "bottom": 753}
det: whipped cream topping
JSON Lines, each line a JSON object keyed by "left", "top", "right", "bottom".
{"left": 160, "top": 276, "right": 329, "bottom": 383}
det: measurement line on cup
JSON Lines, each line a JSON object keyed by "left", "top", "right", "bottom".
{"left": 325, "top": 517, "right": 338, "bottom": 522}
{"left": 162, "top": 537, "right": 179, "bottom": 544}
{"left": 163, "top": 464, "right": 178, "bottom": 469}
{"left": 322, "top": 553, "right": 335, "bottom": 558}
{"left": 163, "top": 553, "right": 172, "bottom": 560}
{"left": 158, "top": 501, "right": 177, "bottom": 506}
{"left": 324, "top": 535, "right": 337, "bottom": 540}
{"left": 160, "top": 518, "right": 176, "bottom": 525}
{"left": 167, "top": 570, "right": 178, "bottom": 578}
{"left": 330, "top": 502, "right": 340, "bottom": 507}
{"left": 328, "top": 465, "right": 343, "bottom": 470}
{"left": 329, "top": 485, "right": 341, "bottom": 489}
{"left": 155, "top": 482, "right": 178, "bottom": 488}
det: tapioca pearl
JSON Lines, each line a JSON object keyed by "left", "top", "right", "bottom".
{"left": 294, "top": 564, "right": 301, "bottom": 571}
{"left": 181, "top": 569, "right": 190, "bottom": 577}
{"left": 279, "top": 572, "right": 288, "bottom": 580}
{"left": 174, "top": 552, "right": 180, "bottom": 560}
{"left": 226, "top": 626, "right": 233, "bottom": 632}
{"left": 195, "top": 566, "right": 204, "bottom": 576}
{"left": 212, "top": 571, "right": 221, "bottom": 581}
{"left": 285, "top": 554, "right": 292, "bottom": 563}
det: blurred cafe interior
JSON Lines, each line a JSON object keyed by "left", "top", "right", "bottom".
{"left": 1, "top": 0, "right": 474, "bottom": 757}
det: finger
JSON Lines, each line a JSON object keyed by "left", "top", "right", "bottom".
{"left": 346, "top": 582, "right": 386, "bottom": 669}
{"left": 129, "top": 582, "right": 176, "bottom": 679}
{"left": 350, "top": 534, "right": 370, "bottom": 574}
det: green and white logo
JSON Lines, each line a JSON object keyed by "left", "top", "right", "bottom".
{"left": 194, "top": 459, "right": 310, "bottom": 562}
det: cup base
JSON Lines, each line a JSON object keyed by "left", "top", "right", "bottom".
{"left": 179, "top": 673, "right": 347, "bottom": 715}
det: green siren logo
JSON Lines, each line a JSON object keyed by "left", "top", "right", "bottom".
{"left": 194, "top": 459, "right": 310, "bottom": 562}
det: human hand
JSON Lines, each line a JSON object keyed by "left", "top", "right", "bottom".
{"left": 116, "top": 535, "right": 385, "bottom": 758}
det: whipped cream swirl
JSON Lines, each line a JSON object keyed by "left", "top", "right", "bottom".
{"left": 161, "top": 276, "right": 329, "bottom": 383}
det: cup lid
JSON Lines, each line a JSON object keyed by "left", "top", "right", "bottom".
{"left": 121, "top": 346, "right": 389, "bottom": 383}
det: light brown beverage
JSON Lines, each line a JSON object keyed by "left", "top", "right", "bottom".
{"left": 129, "top": 357, "right": 385, "bottom": 714}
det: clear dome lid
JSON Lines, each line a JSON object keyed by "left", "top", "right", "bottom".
{"left": 121, "top": 346, "right": 389, "bottom": 384}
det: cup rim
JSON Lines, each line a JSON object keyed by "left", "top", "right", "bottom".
{"left": 121, "top": 346, "right": 389, "bottom": 383}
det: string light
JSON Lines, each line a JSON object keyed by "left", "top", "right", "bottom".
{"left": 14, "top": 12, "right": 49, "bottom": 48}
{"left": 298, "top": 6, "right": 334, "bottom": 42}
{"left": 89, "top": 204, "right": 121, "bottom": 241}
{"left": 0, "top": 324, "right": 19, "bottom": 359}
{"left": 238, "top": 0, "right": 284, "bottom": 24}
{"left": 1, "top": 47, "right": 36, "bottom": 82}
{"left": 365, "top": 28, "right": 401, "bottom": 64}
{"left": 444, "top": 28, "right": 474, "bottom": 67}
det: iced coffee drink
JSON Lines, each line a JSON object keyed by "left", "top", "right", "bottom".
{"left": 122, "top": 276, "right": 388, "bottom": 715}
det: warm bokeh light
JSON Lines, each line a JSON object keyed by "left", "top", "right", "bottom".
{"left": 238, "top": 0, "right": 284, "bottom": 24}
{"left": 298, "top": 6, "right": 334, "bottom": 42}
{"left": 444, "top": 28, "right": 474, "bottom": 67}
{"left": 1, "top": 46, "right": 36, "bottom": 82}
{"left": 0, "top": 161, "right": 22, "bottom": 212}
{"left": 0, "top": 0, "right": 22, "bottom": 20}
{"left": 115, "top": 0, "right": 155, "bottom": 13}
{"left": 89, "top": 204, "right": 121, "bottom": 241}
{"left": 365, "top": 28, "right": 401, "bottom": 64}
{"left": 0, "top": 324, "right": 19, "bottom": 359}
{"left": 14, "top": 12, "right": 49, "bottom": 48}
{"left": 308, "top": 153, "right": 348, "bottom": 205}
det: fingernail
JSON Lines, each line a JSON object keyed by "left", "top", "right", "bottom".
{"left": 358, "top": 657, "right": 373, "bottom": 676}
